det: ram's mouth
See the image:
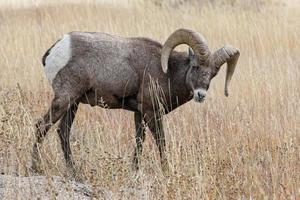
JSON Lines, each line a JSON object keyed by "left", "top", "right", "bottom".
{"left": 194, "top": 96, "right": 205, "bottom": 103}
{"left": 193, "top": 88, "right": 207, "bottom": 103}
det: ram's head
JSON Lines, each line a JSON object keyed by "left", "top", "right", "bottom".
{"left": 161, "top": 29, "right": 240, "bottom": 102}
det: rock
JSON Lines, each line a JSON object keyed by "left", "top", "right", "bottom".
{"left": 0, "top": 175, "right": 114, "bottom": 200}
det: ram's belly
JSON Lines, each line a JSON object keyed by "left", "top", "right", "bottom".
{"left": 96, "top": 74, "right": 137, "bottom": 95}
{"left": 76, "top": 61, "right": 139, "bottom": 109}
{"left": 79, "top": 87, "right": 138, "bottom": 111}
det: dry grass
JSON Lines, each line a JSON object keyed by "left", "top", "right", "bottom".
{"left": 0, "top": 0, "right": 299, "bottom": 199}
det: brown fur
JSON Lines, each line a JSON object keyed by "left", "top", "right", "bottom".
{"left": 31, "top": 30, "right": 240, "bottom": 176}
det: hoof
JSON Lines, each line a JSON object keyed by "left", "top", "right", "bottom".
{"left": 29, "top": 162, "right": 44, "bottom": 175}
{"left": 73, "top": 173, "right": 84, "bottom": 183}
{"left": 131, "top": 156, "right": 140, "bottom": 171}
{"left": 68, "top": 166, "right": 85, "bottom": 183}
{"left": 161, "top": 160, "right": 171, "bottom": 177}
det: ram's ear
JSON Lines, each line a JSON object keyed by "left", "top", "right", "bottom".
{"left": 188, "top": 47, "right": 194, "bottom": 60}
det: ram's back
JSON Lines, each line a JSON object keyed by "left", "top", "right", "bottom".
{"left": 43, "top": 31, "right": 166, "bottom": 100}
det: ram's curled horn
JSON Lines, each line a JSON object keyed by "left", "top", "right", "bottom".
{"left": 161, "top": 28, "right": 211, "bottom": 73}
{"left": 211, "top": 45, "right": 240, "bottom": 97}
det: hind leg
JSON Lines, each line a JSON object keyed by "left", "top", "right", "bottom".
{"left": 32, "top": 59, "right": 89, "bottom": 173}
{"left": 31, "top": 76, "right": 85, "bottom": 173}
{"left": 57, "top": 103, "right": 79, "bottom": 177}
{"left": 31, "top": 113, "right": 52, "bottom": 173}
{"left": 31, "top": 95, "right": 72, "bottom": 173}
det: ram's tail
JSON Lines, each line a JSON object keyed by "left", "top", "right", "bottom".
{"left": 42, "top": 39, "right": 61, "bottom": 66}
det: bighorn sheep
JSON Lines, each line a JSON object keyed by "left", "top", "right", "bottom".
{"left": 32, "top": 28, "right": 240, "bottom": 175}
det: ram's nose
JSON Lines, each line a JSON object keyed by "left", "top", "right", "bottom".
{"left": 197, "top": 92, "right": 206, "bottom": 99}
{"left": 194, "top": 89, "right": 206, "bottom": 102}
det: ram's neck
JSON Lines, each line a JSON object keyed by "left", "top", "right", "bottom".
{"left": 166, "top": 51, "right": 193, "bottom": 112}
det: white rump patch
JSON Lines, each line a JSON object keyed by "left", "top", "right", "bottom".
{"left": 44, "top": 34, "right": 71, "bottom": 84}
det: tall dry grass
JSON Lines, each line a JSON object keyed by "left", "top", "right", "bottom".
{"left": 0, "top": 0, "right": 299, "bottom": 199}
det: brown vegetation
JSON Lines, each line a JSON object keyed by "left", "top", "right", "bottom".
{"left": 0, "top": 0, "right": 299, "bottom": 199}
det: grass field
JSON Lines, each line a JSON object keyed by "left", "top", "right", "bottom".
{"left": 0, "top": 0, "right": 299, "bottom": 199}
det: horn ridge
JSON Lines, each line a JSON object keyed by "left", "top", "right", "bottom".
{"left": 161, "top": 28, "right": 211, "bottom": 73}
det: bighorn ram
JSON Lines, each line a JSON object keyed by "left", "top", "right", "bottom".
{"left": 32, "top": 28, "right": 240, "bottom": 175}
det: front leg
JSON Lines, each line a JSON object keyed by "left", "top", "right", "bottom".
{"left": 145, "top": 111, "right": 169, "bottom": 172}
{"left": 132, "top": 111, "right": 146, "bottom": 170}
